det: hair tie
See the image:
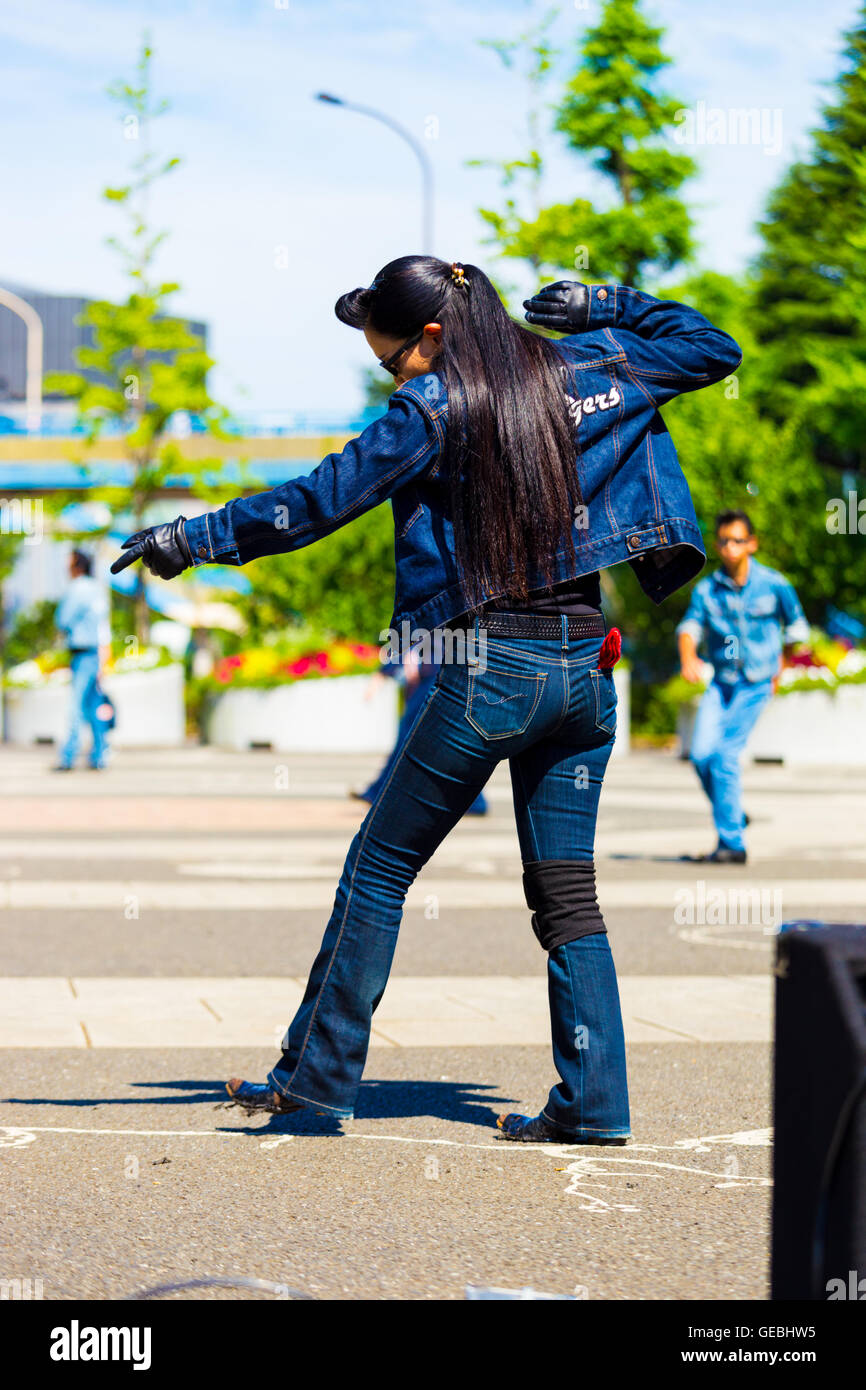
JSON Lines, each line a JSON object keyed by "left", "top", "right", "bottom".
{"left": 450, "top": 261, "right": 468, "bottom": 289}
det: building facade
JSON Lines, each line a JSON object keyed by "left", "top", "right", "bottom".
{"left": 0, "top": 280, "right": 208, "bottom": 402}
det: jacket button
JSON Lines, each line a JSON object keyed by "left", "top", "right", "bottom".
{"left": 597, "top": 288, "right": 608, "bottom": 301}
{"left": 197, "top": 545, "right": 207, "bottom": 558}
{"left": 626, "top": 534, "right": 639, "bottom": 549}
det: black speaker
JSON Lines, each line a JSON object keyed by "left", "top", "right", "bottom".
{"left": 771, "top": 922, "right": 866, "bottom": 1300}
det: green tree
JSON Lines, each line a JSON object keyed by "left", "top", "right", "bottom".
{"left": 477, "top": 0, "right": 696, "bottom": 286}
{"left": 230, "top": 356, "right": 400, "bottom": 651}
{"left": 232, "top": 509, "right": 396, "bottom": 647}
{"left": 45, "top": 37, "right": 254, "bottom": 641}
{"left": 621, "top": 269, "right": 865, "bottom": 718}
{"left": 361, "top": 366, "right": 396, "bottom": 413}
{"left": 2, "top": 598, "right": 59, "bottom": 671}
{"left": 753, "top": 2, "right": 866, "bottom": 476}
{"left": 660, "top": 275, "right": 862, "bottom": 613}
{"left": 469, "top": 7, "right": 561, "bottom": 287}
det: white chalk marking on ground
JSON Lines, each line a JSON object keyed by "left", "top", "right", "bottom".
{"left": 665, "top": 1127, "right": 772, "bottom": 1151}
{"left": 678, "top": 923, "right": 776, "bottom": 952}
{"left": 561, "top": 1129, "right": 772, "bottom": 1212}
{"left": 0, "top": 1123, "right": 554, "bottom": 1156}
{"left": 0, "top": 1125, "right": 252, "bottom": 1148}
{"left": 0, "top": 1120, "right": 773, "bottom": 1218}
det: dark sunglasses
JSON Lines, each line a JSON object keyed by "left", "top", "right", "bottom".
{"left": 379, "top": 329, "right": 424, "bottom": 378}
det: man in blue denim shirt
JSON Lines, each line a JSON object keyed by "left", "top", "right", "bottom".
{"left": 677, "top": 510, "right": 809, "bottom": 862}
{"left": 53, "top": 549, "right": 112, "bottom": 771}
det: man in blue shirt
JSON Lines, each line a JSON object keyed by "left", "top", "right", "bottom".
{"left": 53, "top": 549, "right": 112, "bottom": 771}
{"left": 676, "top": 510, "right": 809, "bottom": 863}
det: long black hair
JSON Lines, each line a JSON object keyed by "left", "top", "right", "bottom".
{"left": 335, "top": 255, "right": 581, "bottom": 611}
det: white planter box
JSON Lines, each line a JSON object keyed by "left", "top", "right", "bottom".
{"left": 611, "top": 666, "right": 630, "bottom": 758}
{"left": 678, "top": 684, "right": 866, "bottom": 765}
{"left": 3, "top": 664, "right": 185, "bottom": 748}
{"left": 677, "top": 701, "right": 698, "bottom": 759}
{"left": 749, "top": 683, "right": 866, "bottom": 765}
{"left": 208, "top": 668, "right": 629, "bottom": 757}
{"left": 207, "top": 673, "right": 399, "bottom": 753}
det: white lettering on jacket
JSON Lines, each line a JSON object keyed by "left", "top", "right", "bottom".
{"left": 565, "top": 384, "right": 621, "bottom": 428}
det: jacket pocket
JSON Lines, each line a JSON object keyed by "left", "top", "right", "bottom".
{"left": 590, "top": 667, "right": 617, "bottom": 734}
{"left": 465, "top": 665, "right": 547, "bottom": 740}
{"left": 396, "top": 501, "right": 423, "bottom": 539}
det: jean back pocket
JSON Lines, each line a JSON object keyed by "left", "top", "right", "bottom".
{"left": 465, "top": 664, "right": 547, "bottom": 740}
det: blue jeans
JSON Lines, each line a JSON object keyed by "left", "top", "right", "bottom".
{"left": 268, "top": 618, "right": 630, "bottom": 1139}
{"left": 690, "top": 676, "right": 773, "bottom": 852}
{"left": 59, "top": 650, "right": 108, "bottom": 769}
{"left": 362, "top": 666, "right": 487, "bottom": 815}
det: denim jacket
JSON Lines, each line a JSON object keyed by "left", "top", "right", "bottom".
{"left": 183, "top": 284, "right": 742, "bottom": 633}
{"left": 676, "top": 558, "right": 809, "bottom": 685}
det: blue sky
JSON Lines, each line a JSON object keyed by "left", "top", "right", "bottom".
{"left": 0, "top": 0, "right": 860, "bottom": 414}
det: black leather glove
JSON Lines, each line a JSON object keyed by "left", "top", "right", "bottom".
{"left": 110, "top": 516, "right": 193, "bottom": 579}
{"left": 523, "top": 280, "right": 591, "bottom": 334}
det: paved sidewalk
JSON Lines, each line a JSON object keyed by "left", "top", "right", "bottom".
{"left": 0, "top": 974, "right": 774, "bottom": 1047}
{"left": 1, "top": 745, "right": 864, "bottom": 1300}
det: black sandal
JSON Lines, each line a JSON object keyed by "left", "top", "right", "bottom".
{"left": 496, "top": 1111, "right": 628, "bottom": 1144}
{"left": 225, "top": 1078, "right": 304, "bottom": 1114}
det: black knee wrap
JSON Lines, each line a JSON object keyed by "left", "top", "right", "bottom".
{"left": 522, "top": 859, "right": 606, "bottom": 951}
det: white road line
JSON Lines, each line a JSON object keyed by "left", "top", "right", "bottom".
{"left": 0, "top": 1125, "right": 772, "bottom": 1214}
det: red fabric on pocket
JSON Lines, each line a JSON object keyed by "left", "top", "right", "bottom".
{"left": 597, "top": 627, "right": 622, "bottom": 669}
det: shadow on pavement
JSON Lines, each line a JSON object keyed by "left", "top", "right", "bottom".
{"left": 4, "top": 1076, "right": 513, "bottom": 1134}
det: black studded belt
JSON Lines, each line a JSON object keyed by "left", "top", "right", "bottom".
{"left": 447, "top": 611, "right": 606, "bottom": 640}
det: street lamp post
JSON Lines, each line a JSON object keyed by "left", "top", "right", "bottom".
{"left": 315, "top": 93, "right": 434, "bottom": 254}
{"left": 0, "top": 287, "right": 44, "bottom": 433}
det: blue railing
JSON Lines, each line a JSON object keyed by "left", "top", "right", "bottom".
{"left": 0, "top": 460, "right": 320, "bottom": 489}
{"left": 0, "top": 406, "right": 379, "bottom": 438}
